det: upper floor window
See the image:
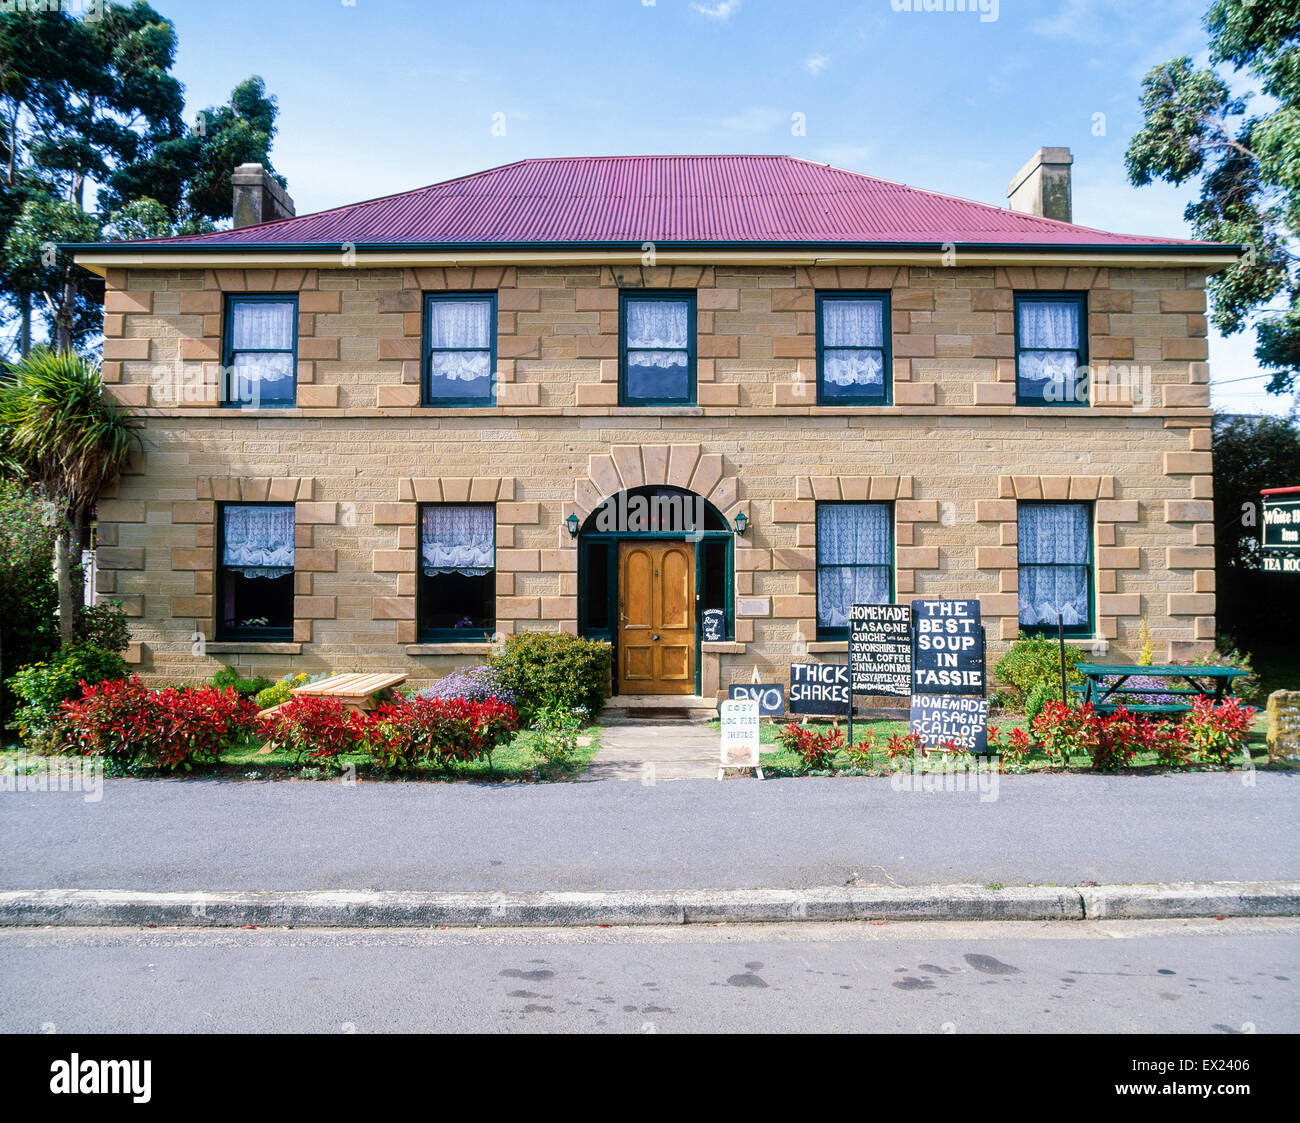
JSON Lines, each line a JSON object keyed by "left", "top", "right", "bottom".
{"left": 418, "top": 504, "right": 495, "bottom": 640}
{"left": 1015, "top": 293, "right": 1087, "bottom": 406}
{"left": 620, "top": 292, "right": 695, "bottom": 405}
{"left": 1017, "top": 501, "right": 1093, "bottom": 635}
{"left": 817, "top": 293, "right": 891, "bottom": 405}
{"left": 424, "top": 293, "right": 496, "bottom": 406}
{"left": 217, "top": 502, "right": 295, "bottom": 639}
{"left": 815, "top": 501, "right": 893, "bottom": 639}
{"left": 224, "top": 295, "right": 297, "bottom": 408}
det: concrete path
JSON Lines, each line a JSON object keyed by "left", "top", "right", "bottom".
{"left": 582, "top": 723, "right": 718, "bottom": 781}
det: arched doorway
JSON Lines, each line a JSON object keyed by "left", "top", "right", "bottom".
{"left": 577, "top": 485, "right": 733, "bottom": 696}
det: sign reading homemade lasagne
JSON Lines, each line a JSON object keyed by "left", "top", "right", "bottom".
{"left": 910, "top": 694, "right": 990, "bottom": 754}
{"left": 848, "top": 603, "right": 912, "bottom": 697}
{"left": 910, "top": 599, "right": 985, "bottom": 696}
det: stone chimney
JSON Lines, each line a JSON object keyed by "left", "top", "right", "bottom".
{"left": 232, "top": 163, "right": 295, "bottom": 228}
{"left": 1007, "top": 147, "right": 1073, "bottom": 223}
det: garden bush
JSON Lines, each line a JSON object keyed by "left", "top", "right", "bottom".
{"left": 987, "top": 724, "right": 1032, "bottom": 772}
{"left": 529, "top": 703, "right": 582, "bottom": 774}
{"left": 366, "top": 695, "right": 519, "bottom": 771}
{"left": 10, "top": 642, "right": 129, "bottom": 748}
{"left": 257, "top": 695, "right": 367, "bottom": 768}
{"left": 1187, "top": 647, "right": 1261, "bottom": 706}
{"left": 211, "top": 667, "right": 273, "bottom": 699}
{"left": 884, "top": 730, "right": 923, "bottom": 768}
{"left": 995, "top": 633, "right": 1086, "bottom": 722}
{"left": 58, "top": 678, "right": 258, "bottom": 772}
{"left": 418, "top": 663, "right": 516, "bottom": 707}
{"left": 843, "top": 729, "right": 877, "bottom": 769}
{"left": 1029, "top": 700, "right": 1098, "bottom": 765}
{"left": 487, "top": 632, "right": 611, "bottom": 724}
{"left": 254, "top": 673, "right": 310, "bottom": 711}
{"left": 73, "top": 600, "right": 130, "bottom": 654}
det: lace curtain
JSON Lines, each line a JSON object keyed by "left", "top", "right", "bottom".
{"left": 428, "top": 299, "right": 493, "bottom": 381}
{"left": 1018, "top": 503, "right": 1090, "bottom": 625}
{"left": 626, "top": 300, "right": 688, "bottom": 349}
{"left": 222, "top": 505, "right": 295, "bottom": 578}
{"left": 821, "top": 299, "right": 885, "bottom": 388}
{"left": 816, "top": 504, "right": 891, "bottom": 628}
{"left": 231, "top": 301, "right": 294, "bottom": 350}
{"left": 422, "top": 505, "right": 495, "bottom": 576}
{"left": 1018, "top": 300, "right": 1082, "bottom": 394}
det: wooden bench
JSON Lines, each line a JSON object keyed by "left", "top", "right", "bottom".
{"left": 1074, "top": 663, "right": 1247, "bottom": 716}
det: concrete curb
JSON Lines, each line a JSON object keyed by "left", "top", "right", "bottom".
{"left": 0, "top": 881, "right": 1296, "bottom": 927}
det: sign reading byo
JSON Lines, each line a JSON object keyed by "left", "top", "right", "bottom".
{"left": 719, "top": 699, "right": 761, "bottom": 768}
{"left": 789, "top": 663, "right": 850, "bottom": 716}
{"left": 848, "top": 603, "right": 912, "bottom": 697}
{"left": 910, "top": 599, "right": 985, "bottom": 696}
{"left": 728, "top": 683, "right": 786, "bottom": 717}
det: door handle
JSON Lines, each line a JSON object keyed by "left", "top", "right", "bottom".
{"left": 652, "top": 634, "right": 660, "bottom": 641}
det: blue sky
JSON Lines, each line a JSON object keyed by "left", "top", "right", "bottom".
{"left": 162, "top": 0, "right": 1290, "bottom": 415}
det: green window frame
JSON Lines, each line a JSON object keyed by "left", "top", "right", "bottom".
{"left": 619, "top": 290, "right": 696, "bottom": 406}
{"left": 1017, "top": 500, "right": 1095, "bottom": 636}
{"left": 222, "top": 293, "right": 298, "bottom": 408}
{"left": 1014, "top": 292, "right": 1088, "bottom": 407}
{"left": 814, "top": 501, "right": 895, "bottom": 641}
{"left": 422, "top": 292, "right": 497, "bottom": 407}
{"left": 416, "top": 502, "right": 496, "bottom": 642}
{"left": 215, "top": 501, "right": 295, "bottom": 641}
{"left": 815, "top": 291, "right": 892, "bottom": 405}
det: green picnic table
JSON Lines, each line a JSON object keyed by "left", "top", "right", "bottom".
{"left": 1073, "top": 663, "right": 1247, "bottom": 715}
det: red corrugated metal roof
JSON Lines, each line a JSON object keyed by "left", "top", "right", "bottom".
{"left": 112, "top": 155, "right": 1218, "bottom": 249}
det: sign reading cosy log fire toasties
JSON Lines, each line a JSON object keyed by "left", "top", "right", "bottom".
{"left": 910, "top": 599, "right": 985, "bottom": 696}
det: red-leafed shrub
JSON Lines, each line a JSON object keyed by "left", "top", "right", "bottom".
{"left": 58, "top": 678, "right": 258, "bottom": 772}
{"left": 988, "top": 724, "right": 1032, "bottom": 771}
{"left": 366, "top": 695, "right": 519, "bottom": 771}
{"left": 1185, "top": 695, "right": 1257, "bottom": 768}
{"left": 843, "top": 729, "right": 877, "bottom": 769}
{"left": 257, "top": 695, "right": 368, "bottom": 766}
{"left": 883, "top": 730, "right": 923, "bottom": 768}
{"left": 775, "top": 722, "right": 843, "bottom": 772}
{"left": 1030, "top": 701, "right": 1098, "bottom": 765}
{"left": 1090, "top": 706, "right": 1146, "bottom": 772}
{"left": 1146, "top": 720, "right": 1193, "bottom": 770}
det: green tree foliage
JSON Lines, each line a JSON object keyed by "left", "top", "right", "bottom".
{"left": 0, "top": 3, "right": 283, "bottom": 356}
{"left": 1126, "top": 1, "right": 1300, "bottom": 397}
{"left": 0, "top": 347, "right": 138, "bottom": 644}
{"left": 1212, "top": 412, "right": 1300, "bottom": 644}
{"left": 0, "top": 477, "right": 61, "bottom": 721}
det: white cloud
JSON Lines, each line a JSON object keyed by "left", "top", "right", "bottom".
{"left": 691, "top": 0, "right": 741, "bottom": 21}
{"left": 803, "top": 54, "right": 830, "bottom": 76}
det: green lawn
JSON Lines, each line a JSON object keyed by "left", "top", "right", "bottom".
{"left": 0, "top": 726, "right": 603, "bottom": 783}
{"left": 710, "top": 714, "right": 1277, "bottom": 777}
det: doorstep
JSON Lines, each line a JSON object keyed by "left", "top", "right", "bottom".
{"left": 599, "top": 694, "right": 719, "bottom": 725}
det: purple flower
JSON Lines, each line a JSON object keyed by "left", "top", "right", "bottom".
{"left": 418, "top": 664, "right": 515, "bottom": 706}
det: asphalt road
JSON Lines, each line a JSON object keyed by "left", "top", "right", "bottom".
{"left": 1, "top": 772, "right": 1296, "bottom": 892}
{"left": 0, "top": 919, "right": 1294, "bottom": 1033}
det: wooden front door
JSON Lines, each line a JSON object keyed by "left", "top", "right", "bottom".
{"left": 618, "top": 540, "right": 695, "bottom": 695}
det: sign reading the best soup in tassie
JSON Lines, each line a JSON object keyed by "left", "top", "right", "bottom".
{"left": 910, "top": 599, "right": 985, "bottom": 696}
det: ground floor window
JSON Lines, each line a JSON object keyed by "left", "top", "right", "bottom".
{"left": 217, "top": 503, "right": 295, "bottom": 639}
{"left": 1018, "top": 501, "right": 1093, "bottom": 634}
{"left": 418, "top": 503, "right": 495, "bottom": 641}
{"left": 815, "top": 501, "right": 893, "bottom": 639}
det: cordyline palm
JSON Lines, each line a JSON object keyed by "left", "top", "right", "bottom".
{"left": 0, "top": 347, "right": 139, "bottom": 645}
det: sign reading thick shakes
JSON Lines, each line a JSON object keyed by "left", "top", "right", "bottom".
{"left": 1262, "top": 494, "right": 1300, "bottom": 550}
{"left": 789, "top": 663, "right": 850, "bottom": 716}
{"left": 728, "top": 683, "right": 786, "bottom": 717}
{"left": 910, "top": 694, "right": 990, "bottom": 754}
{"left": 848, "top": 603, "right": 912, "bottom": 697}
{"left": 910, "top": 599, "right": 985, "bottom": 696}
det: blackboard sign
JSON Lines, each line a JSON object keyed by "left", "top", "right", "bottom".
{"left": 910, "top": 694, "right": 990, "bottom": 754}
{"left": 910, "top": 599, "right": 985, "bottom": 696}
{"left": 701, "top": 609, "right": 726, "bottom": 642}
{"left": 848, "top": 603, "right": 912, "bottom": 697}
{"left": 1262, "top": 495, "right": 1300, "bottom": 550}
{"left": 789, "top": 663, "right": 850, "bottom": 715}
{"left": 729, "top": 683, "right": 786, "bottom": 717}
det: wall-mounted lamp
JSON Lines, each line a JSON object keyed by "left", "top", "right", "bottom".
{"left": 733, "top": 511, "right": 749, "bottom": 536}
{"left": 566, "top": 513, "right": 581, "bottom": 539}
